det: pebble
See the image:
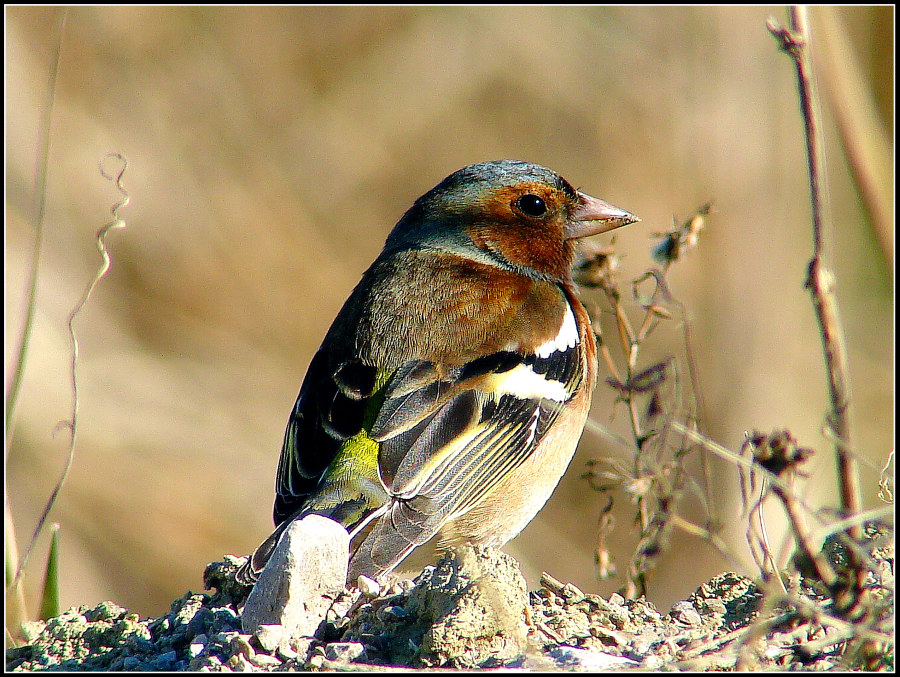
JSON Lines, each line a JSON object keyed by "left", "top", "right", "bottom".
{"left": 357, "top": 575, "right": 381, "bottom": 598}
{"left": 253, "top": 623, "right": 284, "bottom": 653}
{"left": 324, "top": 641, "right": 367, "bottom": 663}
{"left": 241, "top": 515, "right": 349, "bottom": 638}
{"left": 549, "top": 646, "right": 639, "bottom": 670}
{"left": 188, "top": 634, "right": 208, "bottom": 658}
{"left": 229, "top": 634, "right": 255, "bottom": 658}
{"left": 670, "top": 601, "right": 702, "bottom": 626}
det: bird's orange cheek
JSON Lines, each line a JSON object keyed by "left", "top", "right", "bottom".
{"left": 468, "top": 223, "right": 572, "bottom": 280}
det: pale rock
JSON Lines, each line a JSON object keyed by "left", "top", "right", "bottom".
{"left": 241, "top": 515, "right": 350, "bottom": 638}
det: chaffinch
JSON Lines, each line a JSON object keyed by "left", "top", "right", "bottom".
{"left": 237, "top": 160, "right": 638, "bottom": 584}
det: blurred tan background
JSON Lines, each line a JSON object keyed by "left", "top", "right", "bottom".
{"left": 6, "top": 6, "right": 892, "bottom": 622}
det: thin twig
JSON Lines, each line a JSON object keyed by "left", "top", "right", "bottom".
{"left": 12, "top": 154, "right": 130, "bottom": 587}
{"left": 671, "top": 421, "right": 869, "bottom": 544}
{"left": 586, "top": 211, "right": 713, "bottom": 598}
{"left": 772, "top": 483, "right": 837, "bottom": 587}
{"left": 754, "top": 494, "right": 790, "bottom": 593}
{"left": 767, "top": 5, "right": 862, "bottom": 589}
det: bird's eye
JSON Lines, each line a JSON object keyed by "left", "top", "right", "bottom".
{"left": 515, "top": 194, "right": 547, "bottom": 217}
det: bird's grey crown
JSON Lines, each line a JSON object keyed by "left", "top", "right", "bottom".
{"left": 385, "top": 160, "right": 576, "bottom": 253}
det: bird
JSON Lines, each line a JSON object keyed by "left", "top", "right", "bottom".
{"left": 236, "top": 160, "right": 638, "bottom": 585}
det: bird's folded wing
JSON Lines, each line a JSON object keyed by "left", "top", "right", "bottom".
{"left": 350, "top": 341, "right": 582, "bottom": 575}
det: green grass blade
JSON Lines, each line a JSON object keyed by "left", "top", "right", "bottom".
{"left": 38, "top": 524, "right": 61, "bottom": 621}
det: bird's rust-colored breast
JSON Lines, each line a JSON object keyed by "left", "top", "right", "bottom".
{"left": 355, "top": 249, "right": 571, "bottom": 368}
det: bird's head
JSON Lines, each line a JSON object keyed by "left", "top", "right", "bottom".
{"left": 385, "top": 160, "right": 639, "bottom": 281}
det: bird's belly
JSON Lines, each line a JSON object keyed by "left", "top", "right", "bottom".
{"left": 437, "top": 394, "right": 591, "bottom": 548}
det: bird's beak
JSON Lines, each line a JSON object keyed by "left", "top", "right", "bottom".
{"left": 566, "top": 192, "right": 640, "bottom": 240}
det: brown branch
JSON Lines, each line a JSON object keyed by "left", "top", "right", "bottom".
{"left": 767, "top": 4, "right": 864, "bottom": 602}
{"left": 767, "top": 7, "right": 860, "bottom": 530}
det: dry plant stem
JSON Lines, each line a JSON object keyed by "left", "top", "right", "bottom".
{"left": 600, "top": 287, "right": 647, "bottom": 597}
{"left": 5, "top": 8, "right": 67, "bottom": 437}
{"left": 613, "top": 301, "right": 645, "bottom": 456}
{"left": 815, "top": 6, "right": 893, "bottom": 267}
{"left": 610, "top": 286, "right": 665, "bottom": 593}
{"left": 602, "top": 249, "right": 715, "bottom": 596}
{"left": 678, "top": 620, "right": 763, "bottom": 663}
{"left": 5, "top": 495, "right": 27, "bottom": 641}
{"left": 808, "top": 261, "right": 860, "bottom": 522}
{"left": 12, "top": 155, "right": 130, "bottom": 587}
{"left": 671, "top": 300, "right": 714, "bottom": 510}
{"left": 668, "top": 514, "right": 745, "bottom": 575}
{"left": 618, "top": 311, "right": 644, "bottom": 449}
{"left": 769, "top": 8, "right": 862, "bottom": 575}
{"left": 755, "top": 498, "right": 790, "bottom": 593}
{"left": 810, "top": 505, "right": 893, "bottom": 547}
{"left": 778, "top": 7, "right": 861, "bottom": 527}
{"left": 673, "top": 421, "right": 850, "bottom": 526}
{"left": 4, "top": 7, "right": 66, "bottom": 635}
{"left": 784, "top": 9, "right": 868, "bottom": 609}
{"left": 772, "top": 484, "right": 837, "bottom": 586}
{"left": 598, "top": 342, "right": 622, "bottom": 386}
{"left": 640, "top": 268, "right": 715, "bottom": 518}
{"left": 612, "top": 295, "right": 651, "bottom": 559}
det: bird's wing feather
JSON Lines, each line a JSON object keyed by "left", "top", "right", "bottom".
{"left": 349, "top": 330, "right": 583, "bottom": 576}
{"left": 274, "top": 348, "right": 384, "bottom": 525}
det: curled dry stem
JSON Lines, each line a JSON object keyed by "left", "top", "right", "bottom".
{"left": 12, "top": 154, "right": 130, "bottom": 589}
